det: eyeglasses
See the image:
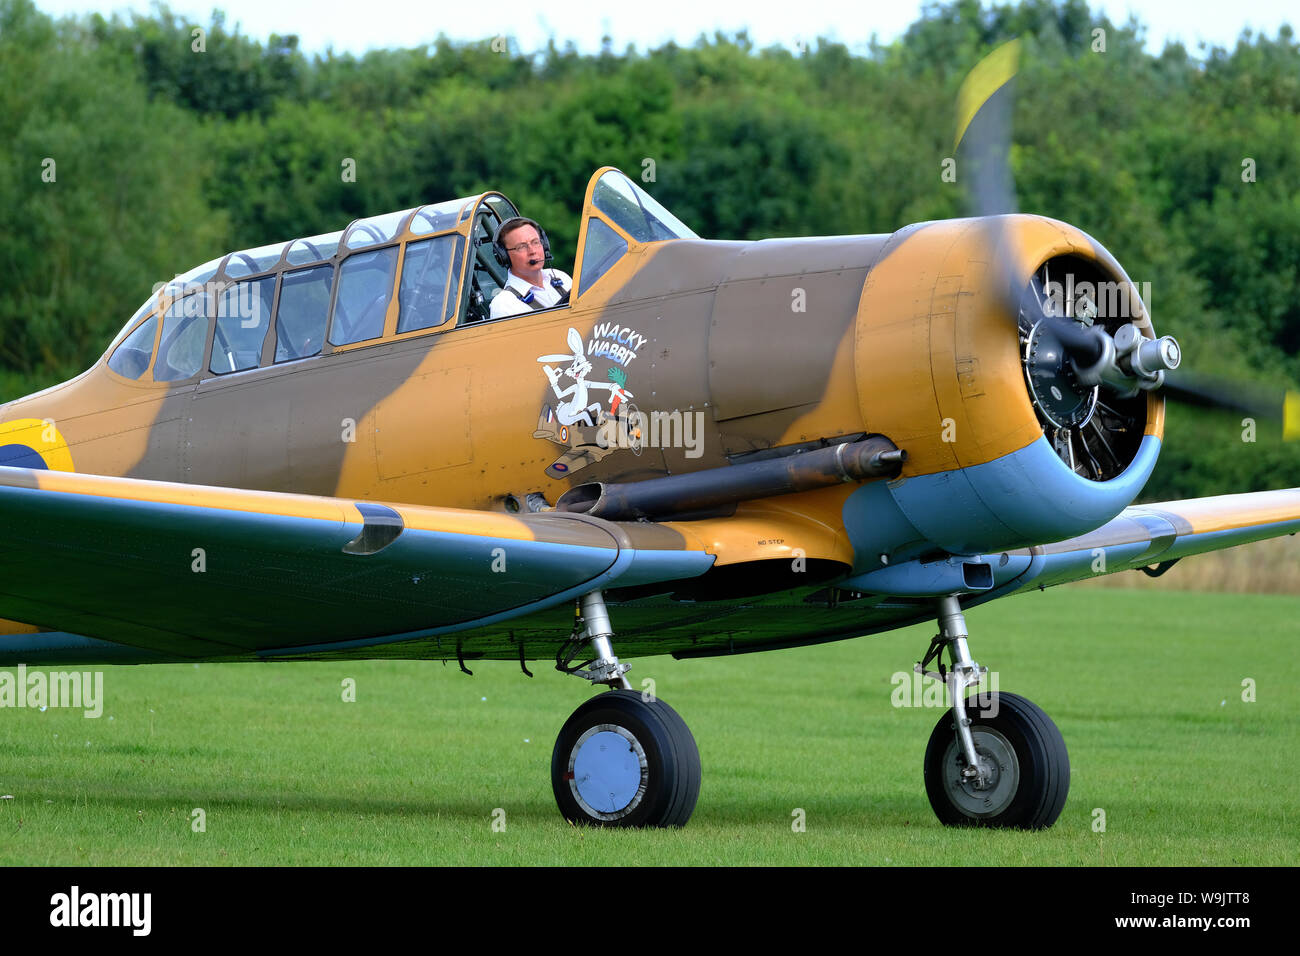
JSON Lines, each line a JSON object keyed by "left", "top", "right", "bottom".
{"left": 506, "top": 238, "right": 544, "bottom": 253}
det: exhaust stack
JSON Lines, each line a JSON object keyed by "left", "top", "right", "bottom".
{"left": 556, "top": 436, "right": 906, "bottom": 521}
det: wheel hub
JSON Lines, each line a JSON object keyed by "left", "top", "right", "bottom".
{"left": 942, "top": 727, "right": 1019, "bottom": 818}
{"left": 568, "top": 724, "right": 649, "bottom": 821}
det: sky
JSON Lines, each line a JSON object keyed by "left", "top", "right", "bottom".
{"left": 30, "top": 0, "right": 1299, "bottom": 57}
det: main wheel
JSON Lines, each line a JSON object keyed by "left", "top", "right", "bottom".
{"left": 923, "top": 691, "right": 1069, "bottom": 829}
{"left": 551, "top": 689, "right": 700, "bottom": 828}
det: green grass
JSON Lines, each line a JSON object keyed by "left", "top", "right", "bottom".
{"left": 1, "top": 587, "right": 1295, "bottom": 865}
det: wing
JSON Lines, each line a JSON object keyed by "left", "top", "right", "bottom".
{"left": 0, "top": 467, "right": 714, "bottom": 665}
{"left": 980, "top": 487, "right": 1300, "bottom": 597}
{"left": 7, "top": 463, "right": 1293, "bottom": 666}
{"left": 664, "top": 487, "right": 1300, "bottom": 661}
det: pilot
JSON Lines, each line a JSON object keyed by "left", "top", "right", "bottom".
{"left": 488, "top": 217, "right": 572, "bottom": 319}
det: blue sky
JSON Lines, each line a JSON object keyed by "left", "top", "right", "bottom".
{"left": 32, "top": 0, "right": 1298, "bottom": 56}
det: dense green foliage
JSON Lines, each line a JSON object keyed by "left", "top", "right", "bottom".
{"left": 1, "top": 0, "right": 1298, "bottom": 497}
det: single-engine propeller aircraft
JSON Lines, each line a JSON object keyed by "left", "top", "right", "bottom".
{"left": 2, "top": 44, "right": 1297, "bottom": 830}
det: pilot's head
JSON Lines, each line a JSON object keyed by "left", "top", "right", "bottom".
{"left": 499, "top": 219, "right": 546, "bottom": 276}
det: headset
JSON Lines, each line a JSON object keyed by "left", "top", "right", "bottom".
{"left": 492, "top": 216, "right": 552, "bottom": 268}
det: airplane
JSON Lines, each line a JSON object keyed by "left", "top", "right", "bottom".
{"left": 2, "top": 48, "right": 1298, "bottom": 831}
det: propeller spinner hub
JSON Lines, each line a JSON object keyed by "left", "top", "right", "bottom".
{"left": 1023, "top": 320, "right": 1097, "bottom": 430}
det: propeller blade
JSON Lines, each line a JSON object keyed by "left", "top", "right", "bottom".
{"left": 955, "top": 38, "right": 1020, "bottom": 220}
{"left": 1162, "top": 371, "right": 1300, "bottom": 439}
{"left": 955, "top": 43, "right": 1281, "bottom": 439}
{"left": 955, "top": 41, "right": 1115, "bottom": 371}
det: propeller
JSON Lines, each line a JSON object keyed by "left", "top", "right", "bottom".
{"left": 954, "top": 40, "right": 1295, "bottom": 440}
{"left": 1161, "top": 371, "right": 1300, "bottom": 438}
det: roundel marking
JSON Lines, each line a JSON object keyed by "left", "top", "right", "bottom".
{"left": 0, "top": 445, "right": 49, "bottom": 469}
{"left": 0, "top": 419, "right": 75, "bottom": 472}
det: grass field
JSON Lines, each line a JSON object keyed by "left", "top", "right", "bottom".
{"left": 0, "top": 586, "right": 1295, "bottom": 866}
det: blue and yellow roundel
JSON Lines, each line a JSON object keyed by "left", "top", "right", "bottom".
{"left": 0, "top": 418, "right": 75, "bottom": 472}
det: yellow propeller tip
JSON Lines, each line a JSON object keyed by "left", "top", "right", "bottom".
{"left": 1283, "top": 391, "right": 1300, "bottom": 441}
{"left": 954, "top": 38, "right": 1022, "bottom": 152}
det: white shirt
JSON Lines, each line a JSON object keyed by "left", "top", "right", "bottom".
{"left": 489, "top": 269, "right": 572, "bottom": 319}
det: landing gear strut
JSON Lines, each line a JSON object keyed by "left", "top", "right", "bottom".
{"left": 550, "top": 590, "right": 701, "bottom": 827}
{"left": 919, "top": 595, "right": 1070, "bottom": 829}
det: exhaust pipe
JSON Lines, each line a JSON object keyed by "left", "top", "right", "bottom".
{"left": 556, "top": 435, "right": 906, "bottom": 521}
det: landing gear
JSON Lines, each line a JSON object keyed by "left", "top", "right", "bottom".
{"left": 551, "top": 591, "right": 701, "bottom": 828}
{"left": 552, "top": 690, "right": 700, "bottom": 827}
{"left": 923, "top": 692, "right": 1069, "bottom": 828}
{"left": 917, "top": 596, "right": 1070, "bottom": 829}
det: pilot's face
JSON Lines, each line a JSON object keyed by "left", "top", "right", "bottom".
{"left": 504, "top": 224, "right": 544, "bottom": 276}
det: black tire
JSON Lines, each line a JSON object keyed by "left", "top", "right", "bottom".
{"left": 923, "top": 691, "right": 1069, "bottom": 829}
{"left": 551, "top": 689, "right": 701, "bottom": 828}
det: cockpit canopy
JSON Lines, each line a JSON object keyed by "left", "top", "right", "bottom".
{"left": 588, "top": 168, "right": 696, "bottom": 244}
{"left": 103, "top": 169, "right": 695, "bottom": 385}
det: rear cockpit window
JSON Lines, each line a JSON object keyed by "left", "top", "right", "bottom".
{"left": 107, "top": 314, "right": 159, "bottom": 380}
{"left": 276, "top": 266, "right": 334, "bottom": 362}
{"left": 397, "top": 235, "right": 463, "bottom": 333}
{"left": 211, "top": 276, "right": 276, "bottom": 375}
{"left": 108, "top": 193, "right": 520, "bottom": 373}
{"left": 329, "top": 247, "right": 398, "bottom": 346}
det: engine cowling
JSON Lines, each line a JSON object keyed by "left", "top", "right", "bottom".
{"left": 847, "top": 214, "right": 1164, "bottom": 564}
